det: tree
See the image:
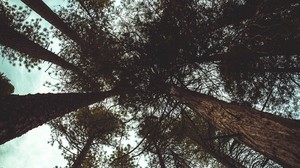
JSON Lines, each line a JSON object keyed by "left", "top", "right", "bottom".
{"left": 20, "top": 0, "right": 85, "bottom": 46}
{"left": 49, "top": 106, "right": 121, "bottom": 168}
{"left": 0, "top": 73, "right": 14, "bottom": 95}
{"left": 0, "top": 90, "right": 115, "bottom": 145}
{"left": 178, "top": 109, "right": 279, "bottom": 168}
{"left": 2, "top": 0, "right": 300, "bottom": 167}
{"left": 45, "top": 0, "right": 300, "bottom": 167}
{"left": 0, "top": 20, "right": 84, "bottom": 75}
{"left": 109, "top": 147, "right": 136, "bottom": 168}
{"left": 170, "top": 85, "right": 300, "bottom": 167}
{"left": 138, "top": 111, "right": 225, "bottom": 168}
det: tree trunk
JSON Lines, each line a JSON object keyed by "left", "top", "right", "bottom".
{"left": 187, "top": 132, "right": 245, "bottom": 168}
{"left": 71, "top": 136, "right": 95, "bottom": 168}
{"left": 169, "top": 150, "right": 190, "bottom": 168}
{"left": 0, "top": 21, "right": 82, "bottom": 75}
{"left": 21, "top": 0, "right": 84, "bottom": 46}
{"left": 154, "top": 143, "right": 167, "bottom": 168}
{"left": 170, "top": 85, "right": 300, "bottom": 168}
{"left": 0, "top": 20, "right": 100, "bottom": 89}
{"left": 0, "top": 90, "right": 115, "bottom": 144}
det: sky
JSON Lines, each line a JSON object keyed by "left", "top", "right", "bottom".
{"left": 0, "top": 0, "right": 68, "bottom": 167}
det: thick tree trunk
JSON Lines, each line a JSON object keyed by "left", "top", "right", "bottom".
{"left": 0, "top": 90, "right": 115, "bottom": 144}
{"left": 0, "top": 21, "right": 82, "bottom": 74}
{"left": 170, "top": 86, "right": 300, "bottom": 168}
{"left": 71, "top": 136, "right": 95, "bottom": 168}
{"left": 21, "top": 0, "right": 84, "bottom": 46}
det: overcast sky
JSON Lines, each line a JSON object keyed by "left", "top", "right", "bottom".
{"left": 0, "top": 0, "right": 67, "bottom": 167}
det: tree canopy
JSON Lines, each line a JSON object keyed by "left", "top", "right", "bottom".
{"left": 1, "top": 0, "right": 300, "bottom": 167}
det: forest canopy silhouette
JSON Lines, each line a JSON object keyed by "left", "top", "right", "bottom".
{"left": 1, "top": 0, "right": 300, "bottom": 167}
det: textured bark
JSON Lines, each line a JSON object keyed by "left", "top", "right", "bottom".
{"left": 0, "top": 91, "right": 115, "bottom": 144}
{"left": 0, "top": 21, "right": 83, "bottom": 74}
{"left": 170, "top": 86, "right": 300, "bottom": 168}
{"left": 21, "top": 0, "right": 84, "bottom": 46}
{"left": 71, "top": 136, "right": 95, "bottom": 168}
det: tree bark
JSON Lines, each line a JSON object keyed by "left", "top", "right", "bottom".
{"left": 21, "top": 0, "right": 85, "bottom": 46}
{"left": 170, "top": 85, "right": 300, "bottom": 168}
{"left": 0, "top": 90, "right": 115, "bottom": 144}
{"left": 71, "top": 136, "right": 95, "bottom": 168}
{"left": 0, "top": 20, "right": 82, "bottom": 75}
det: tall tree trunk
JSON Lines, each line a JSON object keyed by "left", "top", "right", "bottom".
{"left": 169, "top": 150, "right": 190, "bottom": 168}
{"left": 186, "top": 130, "right": 245, "bottom": 168}
{"left": 0, "top": 90, "right": 115, "bottom": 144}
{"left": 0, "top": 21, "right": 82, "bottom": 74}
{"left": 170, "top": 85, "right": 300, "bottom": 168}
{"left": 20, "top": 0, "right": 84, "bottom": 46}
{"left": 154, "top": 143, "right": 167, "bottom": 168}
{"left": 71, "top": 136, "right": 95, "bottom": 168}
{"left": 0, "top": 21, "right": 99, "bottom": 89}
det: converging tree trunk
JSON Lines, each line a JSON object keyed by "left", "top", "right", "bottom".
{"left": 21, "top": 0, "right": 85, "bottom": 46}
{"left": 186, "top": 132, "right": 245, "bottom": 168}
{"left": 170, "top": 86, "right": 300, "bottom": 168}
{"left": 0, "top": 20, "right": 100, "bottom": 89}
{"left": 154, "top": 143, "right": 167, "bottom": 168}
{"left": 0, "top": 90, "right": 115, "bottom": 144}
{"left": 0, "top": 21, "right": 82, "bottom": 74}
{"left": 71, "top": 136, "right": 95, "bottom": 168}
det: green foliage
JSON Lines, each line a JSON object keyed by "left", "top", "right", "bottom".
{"left": 0, "top": 73, "right": 14, "bottom": 95}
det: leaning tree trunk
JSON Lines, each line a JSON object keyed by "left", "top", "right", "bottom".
{"left": 170, "top": 85, "right": 300, "bottom": 168}
{"left": 0, "top": 20, "right": 82, "bottom": 75}
{"left": 0, "top": 90, "right": 115, "bottom": 145}
{"left": 21, "top": 0, "right": 85, "bottom": 46}
{"left": 71, "top": 136, "right": 95, "bottom": 168}
{"left": 0, "top": 20, "right": 99, "bottom": 89}
{"left": 186, "top": 132, "right": 245, "bottom": 168}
